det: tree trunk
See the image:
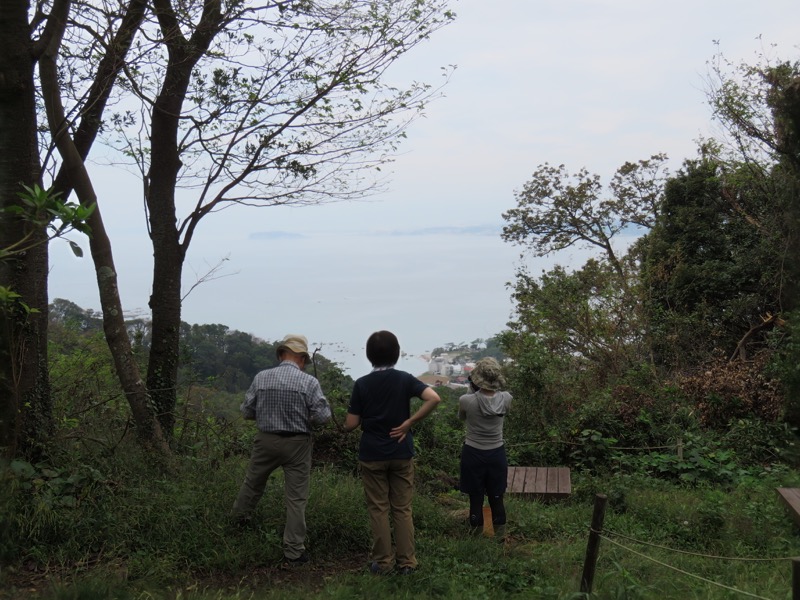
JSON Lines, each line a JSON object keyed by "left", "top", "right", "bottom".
{"left": 146, "top": 214, "right": 184, "bottom": 438}
{"left": 38, "top": 0, "right": 170, "bottom": 454}
{"left": 146, "top": 1, "right": 221, "bottom": 438}
{"left": 0, "top": 0, "right": 52, "bottom": 460}
{"left": 145, "top": 49, "right": 191, "bottom": 437}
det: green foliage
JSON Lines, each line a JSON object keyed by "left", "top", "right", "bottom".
{"left": 721, "top": 417, "right": 799, "bottom": 464}
{"left": 7, "top": 459, "right": 106, "bottom": 544}
{"left": 0, "top": 184, "right": 94, "bottom": 260}
{"left": 501, "top": 156, "right": 668, "bottom": 273}
{"left": 496, "top": 55, "right": 800, "bottom": 481}
{"left": 640, "top": 157, "right": 781, "bottom": 368}
{"left": 499, "top": 325, "right": 573, "bottom": 443}
{"left": 768, "top": 309, "right": 800, "bottom": 426}
{"left": 0, "top": 466, "right": 18, "bottom": 563}
{"left": 47, "top": 324, "right": 130, "bottom": 457}
{"left": 177, "top": 323, "right": 279, "bottom": 392}
{"left": 47, "top": 299, "right": 355, "bottom": 455}
{"left": 45, "top": 578, "right": 135, "bottom": 600}
{"left": 569, "top": 428, "right": 620, "bottom": 472}
{"left": 0, "top": 287, "right": 39, "bottom": 330}
{"left": 503, "top": 258, "right": 646, "bottom": 396}
{"left": 411, "top": 393, "right": 462, "bottom": 493}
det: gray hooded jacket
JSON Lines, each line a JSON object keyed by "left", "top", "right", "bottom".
{"left": 458, "top": 390, "right": 513, "bottom": 450}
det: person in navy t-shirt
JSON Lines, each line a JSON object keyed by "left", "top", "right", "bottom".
{"left": 344, "top": 330, "right": 441, "bottom": 575}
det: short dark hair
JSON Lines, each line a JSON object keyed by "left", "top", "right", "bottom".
{"left": 366, "top": 330, "right": 400, "bottom": 367}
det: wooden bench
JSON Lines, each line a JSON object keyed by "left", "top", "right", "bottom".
{"left": 507, "top": 466, "right": 571, "bottom": 500}
{"left": 777, "top": 488, "right": 800, "bottom": 527}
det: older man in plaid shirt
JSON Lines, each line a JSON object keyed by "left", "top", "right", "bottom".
{"left": 232, "top": 334, "right": 331, "bottom": 565}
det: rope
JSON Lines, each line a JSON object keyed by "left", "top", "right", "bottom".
{"left": 601, "top": 528, "right": 794, "bottom": 562}
{"left": 506, "top": 439, "right": 677, "bottom": 451}
{"left": 598, "top": 533, "right": 776, "bottom": 600}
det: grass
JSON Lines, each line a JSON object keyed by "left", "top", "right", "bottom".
{"left": 3, "top": 448, "right": 800, "bottom": 599}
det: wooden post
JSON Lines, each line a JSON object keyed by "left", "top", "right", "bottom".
{"left": 677, "top": 438, "right": 684, "bottom": 461}
{"left": 793, "top": 557, "right": 800, "bottom": 600}
{"left": 580, "top": 493, "right": 608, "bottom": 595}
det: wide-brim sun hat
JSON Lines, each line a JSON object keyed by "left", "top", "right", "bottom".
{"left": 276, "top": 334, "right": 311, "bottom": 360}
{"left": 470, "top": 357, "right": 506, "bottom": 391}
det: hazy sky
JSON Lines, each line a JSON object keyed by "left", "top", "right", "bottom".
{"left": 48, "top": 0, "right": 800, "bottom": 376}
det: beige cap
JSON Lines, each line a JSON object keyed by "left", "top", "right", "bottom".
{"left": 276, "top": 334, "right": 311, "bottom": 360}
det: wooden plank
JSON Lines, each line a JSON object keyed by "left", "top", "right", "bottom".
{"left": 507, "top": 466, "right": 571, "bottom": 499}
{"left": 546, "top": 466, "right": 559, "bottom": 495}
{"left": 517, "top": 467, "right": 528, "bottom": 493}
{"left": 532, "top": 467, "right": 548, "bottom": 495}
{"left": 520, "top": 467, "right": 533, "bottom": 494}
{"left": 521, "top": 467, "right": 532, "bottom": 494}
{"left": 557, "top": 467, "right": 572, "bottom": 496}
{"left": 777, "top": 488, "right": 800, "bottom": 528}
{"left": 510, "top": 466, "right": 526, "bottom": 494}
{"left": 522, "top": 467, "right": 535, "bottom": 494}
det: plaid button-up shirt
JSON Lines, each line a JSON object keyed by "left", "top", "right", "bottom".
{"left": 240, "top": 361, "right": 331, "bottom": 433}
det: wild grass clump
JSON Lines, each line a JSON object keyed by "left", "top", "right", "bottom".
{"left": 305, "top": 467, "right": 371, "bottom": 555}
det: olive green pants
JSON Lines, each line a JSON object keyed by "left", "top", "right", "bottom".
{"left": 233, "top": 431, "right": 312, "bottom": 560}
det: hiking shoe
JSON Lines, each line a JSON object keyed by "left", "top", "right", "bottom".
{"left": 369, "top": 561, "right": 392, "bottom": 575}
{"left": 228, "top": 515, "right": 252, "bottom": 532}
{"left": 494, "top": 525, "right": 507, "bottom": 542}
{"left": 283, "top": 552, "right": 309, "bottom": 565}
{"left": 397, "top": 566, "right": 416, "bottom": 575}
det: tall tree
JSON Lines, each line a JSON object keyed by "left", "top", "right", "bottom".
{"left": 0, "top": 0, "right": 58, "bottom": 458}
{"left": 705, "top": 53, "right": 800, "bottom": 424}
{"left": 37, "top": 0, "right": 169, "bottom": 452}
{"left": 105, "top": 0, "right": 455, "bottom": 436}
{"left": 500, "top": 155, "right": 668, "bottom": 388}
{"left": 501, "top": 155, "right": 668, "bottom": 280}
{"left": 506, "top": 258, "right": 646, "bottom": 387}
{"left": 706, "top": 54, "right": 800, "bottom": 311}
{"left": 640, "top": 156, "right": 781, "bottom": 368}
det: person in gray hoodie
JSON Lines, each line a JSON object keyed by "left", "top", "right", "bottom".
{"left": 458, "top": 357, "right": 513, "bottom": 537}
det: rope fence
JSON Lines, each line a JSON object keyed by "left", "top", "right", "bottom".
{"left": 598, "top": 533, "right": 777, "bottom": 600}
{"left": 505, "top": 439, "right": 679, "bottom": 451}
{"left": 580, "top": 493, "right": 794, "bottom": 599}
{"left": 602, "top": 528, "right": 794, "bottom": 563}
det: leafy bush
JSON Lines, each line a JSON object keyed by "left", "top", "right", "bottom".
{"left": 411, "top": 394, "right": 462, "bottom": 493}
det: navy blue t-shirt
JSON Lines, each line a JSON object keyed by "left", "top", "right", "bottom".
{"left": 348, "top": 368, "right": 429, "bottom": 461}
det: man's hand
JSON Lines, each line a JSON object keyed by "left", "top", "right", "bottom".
{"left": 389, "top": 419, "right": 413, "bottom": 443}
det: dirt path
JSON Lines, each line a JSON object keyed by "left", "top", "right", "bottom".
{"left": 0, "top": 553, "right": 369, "bottom": 598}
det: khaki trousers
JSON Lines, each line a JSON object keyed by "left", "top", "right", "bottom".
{"left": 359, "top": 459, "right": 416, "bottom": 570}
{"left": 233, "top": 431, "right": 312, "bottom": 559}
